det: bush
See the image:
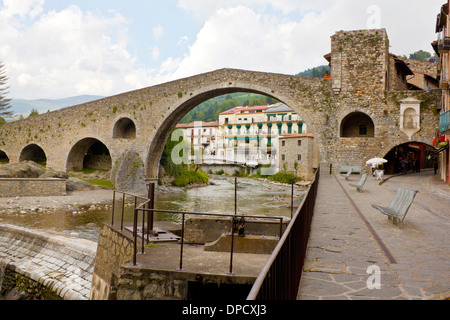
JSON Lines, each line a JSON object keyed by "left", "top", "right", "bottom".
{"left": 172, "top": 169, "right": 209, "bottom": 187}
{"left": 251, "top": 170, "right": 300, "bottom": 184}
{"left": 267, "top": 172, "right": 298, "bottom": 184}
{"left": 215, "top": 169, "right": 225, "bottom": 175}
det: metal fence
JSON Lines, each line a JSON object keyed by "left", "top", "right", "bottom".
{"left": 130, "top": 206, "right": 284, "bottom": 272}
{"left": 247, "top": 168, "right": 320, "bottom": 300}
{"left": 110, "top": 179, "right": 291, "bottom": 274}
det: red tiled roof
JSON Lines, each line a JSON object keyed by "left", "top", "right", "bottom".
{"left": 220, "top": 105, "right": 269, "bottom": 115}
{"left": 176, "top": 121, "right": 218, "bottom": 128}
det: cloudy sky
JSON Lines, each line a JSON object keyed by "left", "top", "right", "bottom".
{"left": 0, "top": 0, "right": 444, "bottom": 99}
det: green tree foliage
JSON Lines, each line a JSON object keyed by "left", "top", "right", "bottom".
{"left": 408, "top": 50, "right": 432, "bottom": 61}
{"left": 0, "top": 61, "right": 13, "bottom": 119}
{"left": 398, "top": 50, "right": 439, "bottom": 62}
{"left": 297, "top": 65, "right": 330, "bottom": 78}
{"left": 28, "top": 108, "right": 39, "bottom": 118}
{"left": 160, "top": 129, "right": 187, "bottom": 177}
{"left": 159, "top": 129, "right": 209, "bottom": 186}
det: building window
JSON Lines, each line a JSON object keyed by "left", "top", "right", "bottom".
{"left": 297, "top": 154, "right": 302, "bottom": 161}
{"left": 298, "top": 140, "right": 301, "bottom": 146}
{"left": 359, "top": 125, "right": 368, "bottom": 136}
{"left": 282, "top": 154, "right": 285, "bottom": 161}
{"left": 281, "top": 141, "right": 285, "bottom": 147}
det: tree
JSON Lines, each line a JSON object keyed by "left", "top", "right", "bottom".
{"left": 0, "top": 61, "right": 13, "bottom": 119}
{"left": 28, "top": 108, "right": 39, "bottom": 118}
{"left": 408, "top": 50, "right": 432, "bottom": 62}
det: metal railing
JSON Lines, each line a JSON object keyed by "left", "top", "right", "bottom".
{"left": 110, "top": 178, "right": 301, "bottom": 274}
{"left": 440, "top": 109, "right": 450, "bottom": 133}
{"left": 111, "top": 190, "right": 149, "bottom": 231}
{"left": 247, "top": 168, "right": 320, "bottom": 300}
{"left": 131, "top": 206, "right": 285, "bottom": 273}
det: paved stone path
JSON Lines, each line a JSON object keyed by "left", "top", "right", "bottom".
{"left": 297, "top": 170, "right": 450, "bottom": 300}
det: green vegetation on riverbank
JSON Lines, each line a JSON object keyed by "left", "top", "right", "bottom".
{"left": 172, "top": 169, "right": 209, "bottom": 187}
{"left": 160, "top": 129, "right": 209, "bottom": 187}
{"left": 251, "top": 166, "right": 302, "bottom": 184}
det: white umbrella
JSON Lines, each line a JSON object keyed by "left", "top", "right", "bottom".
{"left": 366, "top": 157, "right": 388, "bottom": 165}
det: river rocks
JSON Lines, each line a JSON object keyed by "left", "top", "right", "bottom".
{"left": 0, "top": 162, "right": 105, "bottom": 192}
{"left": 0, "top": 161, "right": 69, "bottom": 180}
{"left": 66, "top": 177, "right": 98, "bottom": 191}
{"left": 0, "top": 161, "right": 45, "bottom": 178}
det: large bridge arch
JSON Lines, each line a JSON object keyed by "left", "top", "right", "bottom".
{"left": 67, "top": 137, "right": 112, "bottom": 172}
{"left": 143, "top": 81, "right": 324, "bottom": 181}
{"left": 19, "top": 144, "right": 47, "bottom": 166}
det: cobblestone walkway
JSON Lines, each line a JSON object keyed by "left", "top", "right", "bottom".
{"left": 297, "top": 170, "right": 450, "bottom": 300}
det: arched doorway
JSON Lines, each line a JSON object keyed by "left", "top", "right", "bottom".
{"left": 19, "top": 144, "right": 47, "bottom": 166}
{"left": 340, "top": 112, "right": 375, "bottom": 138}
{"left": 383, "top": 142, "right": 435, "bottom": 174}
{"left": 67, "top": 138, "right": 112, "bottom": 172}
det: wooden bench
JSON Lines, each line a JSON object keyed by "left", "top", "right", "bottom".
{"left": 371, "top": 187, "right": 419, "bottom": 228}
{"left": 349, "top": 174, "right": 367, "bottom": 192}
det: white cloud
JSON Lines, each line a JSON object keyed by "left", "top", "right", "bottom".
{"left": 152, "top": 25, "right": 164, "bottom": 42}
{"left": 169, "top": 0, "right": 442, "bottom": 80}
{"left": 177, "top": 35, "right": 189, "bottom": 46}
{"left": 167, "top": 6, "right": 330, "bottom": 79}
{"left": 0, "top": 3, "right": 152, "bottom": 99}
{"left": 151, "top": 46, "right": 161, "bottom": 60}
{"left": 2, "top": 0, "right": 44, "bottom": 18}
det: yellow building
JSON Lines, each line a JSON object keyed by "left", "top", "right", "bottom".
{"left": 216, "top": 103, "right": 311, "bottom": 174}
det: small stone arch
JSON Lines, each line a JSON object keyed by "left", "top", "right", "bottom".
{"left": 0, "top": 150, "right": 9, "bottom": 163}
{"left": 19, "top": 144, "right": 47, "bottom": 166}
{"left": 67, "top": 138, "right": 112, "bottom": 172}
{"left": 113, "top": 117, "right": 137, "bottom": 139}
{"left": 340, "top": 111, "right": 375, "bottom": 138}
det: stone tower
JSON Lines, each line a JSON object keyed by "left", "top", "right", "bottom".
{"left": 329, "top": 29, "right": 389, "bottom": 95}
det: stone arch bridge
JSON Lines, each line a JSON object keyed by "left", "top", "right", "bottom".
{"left": 0, "top": 30, "right": 440, "bottom": 191}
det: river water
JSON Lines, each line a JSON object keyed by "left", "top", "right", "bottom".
{"left": 0, "top": 176, "right": 306, "bottom": 242}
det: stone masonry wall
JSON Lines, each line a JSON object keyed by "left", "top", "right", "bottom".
{"left": 278, "top": 134, "right": 319, "bottom": 180}
{"left": 90, "top": 223, "right": 134, "bottom": 300}
{"left": 0, "top": 224, "right": 96, "bottom": 300}
{"left": 183, "top": 216, "right": 289, "bottom": 244}
{"left": 0, "top": 178, "right": 66, "bottom": 197}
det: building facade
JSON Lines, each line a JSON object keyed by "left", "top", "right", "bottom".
{"left": 175, "top": 121, "right": 218, "bottom": 161}
{"left": 278, "top": 133, "right": 320, "bottom": 181}
{"left": 215, "top": 103, "right": 311, "bottom": 172}
{"left": 434, "top": 1, "right": 450, "bottom": 184}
